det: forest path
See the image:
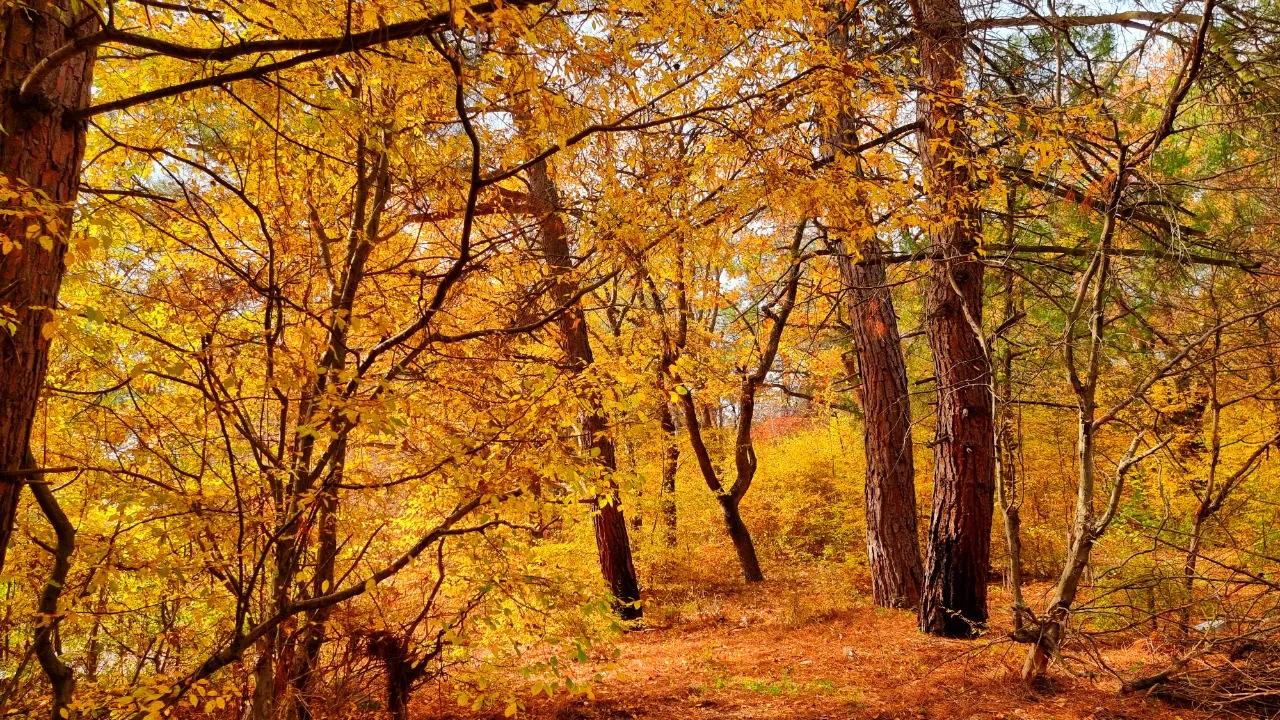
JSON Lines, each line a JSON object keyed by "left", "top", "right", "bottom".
{"left": 434, "top": 571, "right": 1198, "bottom": 720}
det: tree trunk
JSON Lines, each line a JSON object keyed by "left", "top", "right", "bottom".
{"left": 1182, "top": 332, "right": 1220, "bottom": 630}
{"left": 1022, "top": 410, "right": 1100, "bottom": 681}
{"left": 679, "top": 390, "right": 766, "bottom": 583}
{"left": 28, "top": 450, "right": 76, "bottom": 719}
{"left": 835, "top": 239, "right": 923, "bottom": 609}
{"left": 657, "top": 396, "right": 679, "bottom": 547}
{"left": 995, "top": 204, "right": 1027, "bottom": 629}
{"left": 250, "top": 644, "right": 277, "bottom": 720}
{"left": 0, "top": 0, "right": 97, "bottom": 577}
{"left": 387, "top": 675, "right": 411, "bottom": 720}
{"left": 526, "top": 159, "right": 641, "bottom": 619}
{"left": 291, "top": 467, "right": 340, "bottom": 720}
{"left": 718, "top": 495, "right": 763, "bottom": 582}
{"left": 821, "top": 13, "right": 923, "bottom": 610}
{"left": 913, "top": 0, "right": 995, "bottom": 638}
{"left": 368, "top": 633, "right": 417, "bottom": 720}
{"left": 675, "top": 226, "right": 804, "bottom": 585}
{"left": 1022, "top": 214, "right": 1111, "bottom": 682}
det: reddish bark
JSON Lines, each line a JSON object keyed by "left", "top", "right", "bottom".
{"left": 913, "top": 0, "right": 996, "bottom": 637}
{"left": 835, "top": 240, "right": 924, "bottom": 609}
{"left": 0, "top": 1, "right": 97, "bottom": 575}
{"left": 527, "top": 160, "right": 641, "bottom": 619}
{"left": 822, "top": 14, "right": 924, "bottom": 609}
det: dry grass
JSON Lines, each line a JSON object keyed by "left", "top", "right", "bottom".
{"left": 418, "top": 563, "right": 1207, "bottom": 720}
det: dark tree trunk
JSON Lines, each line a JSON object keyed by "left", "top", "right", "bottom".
{"left": 657, "top": 397, "right": 679, "bottom": 547}
{"left": 584, "top": 406, "right": 642, "bottom": 619}
{"left": 674, "top": 225, "right": 805, "bottom": 584}
{"left": 679, "top": 391, "right": 765, "bottom": 583}
{"left": 387, "top": 670, "right": 412, "bottom": 720}
{"left": 0, "top": 0, "right": 97, "bottom": 577}
{"left": 527, "top": 160, "right": 641, "bottom": 619}
{"left": 718, "top": 495, "right": 763, "bottom": 582}
{"left": 368, "top": 633, "right": 419, "bottom": 720}
{"left": 913, "top": 0, "right": 996, "bottom": 638}
{"left": 835, "top": 241, "right": 924, "bottom": 609}
{"left": 28, "top": 450, "right": 76, "bottom": 719}
{"left": 291, "top": 467, "right": 340, "bottom": 720}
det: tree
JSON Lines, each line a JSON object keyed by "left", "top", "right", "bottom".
{"left": 912, "top": 0, "right": 997, "bottom": 637}
{"left": 524, "top": 153, "right": 642, "bottom": 619}
{"left": 820, "top": 8, "right": 924, "bottom": 611}
{"left": 0, "top": 0, "right": 97, "bottom": 576}
{"left": 1014, "top": 0, "right": 1221, "bottom": 679}
{"left": 671, "top": 221, "right": 808, "bottom": 582}
{"left": 0, "top": 0, "right": 552, "bottom": 581}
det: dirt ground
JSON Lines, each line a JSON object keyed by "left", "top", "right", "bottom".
{"left": 421, "top": 569, "right": 1207, "bottom": 720}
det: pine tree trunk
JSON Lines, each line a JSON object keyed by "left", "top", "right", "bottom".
{"left": 821, "top": 13, "right": 923, "bottom": 610}
{"left": 914, "top": 0, "right": 996, "bottom": 638}
{"left": 836, "top": 240, "right": 923, "bottom": 609}
{"left": 0, "top": 0, "right": 97, "bottom": 577}
{"left": 526, "top": 160, "right": 641, "bottom": 619}
{"left": 584, "top": 407, "right": 642, "bottom": 619}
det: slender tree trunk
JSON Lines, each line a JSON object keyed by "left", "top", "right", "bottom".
{"left": 1023, "top": 184, "right": 1122, "bottom": 681}
{"left": 28, "top": 450, "right": 76, "bottom": 719}
{"left": 0, "top": 1, "right": 97, "bottom": 577}
{"left": 679, "top": 392, "right": 765, "bottom": 583}
{"left": 647, "top": 239, "right": 686, "bottom": 549}
{"left": 82, "top": 584, "right": 109, "bottom": 682}
{"left": 913, "top": 0, "right": 995, "bottom": 638}
{"left": 1182, "top": 329, "right": 1220, "bottom": 630}
{"left": 657, "top": 395, "right": 679, "bottom": 547}
{"left": 1023, "top": 411, "right": 1102, "bottom": 681}
{"left": 729, "top": 386, "right": 766, "bottom": 583}
{"left": 674, "top": 226, "right": 804, "bottom": 583}
{"left": 701, "top": 404, "right": 716, "bottom": 430}
{"left": 834, "top": 239, "right": 923, "bottom": 608}
{"left": 527, "top": 159, "right": 641, "bottom": 619}
{"left": 291, "top": 462, "right": 340, "bottom": 720}
{"left": 995, "top": 195, "right": 1027, "bottom": 629}
{"left": 996, "top": 349, "right": 1027, "bottom": 626}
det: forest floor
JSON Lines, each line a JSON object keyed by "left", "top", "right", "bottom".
{"left": 423, "top": 565, "right": 1205, "bottom": 720}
